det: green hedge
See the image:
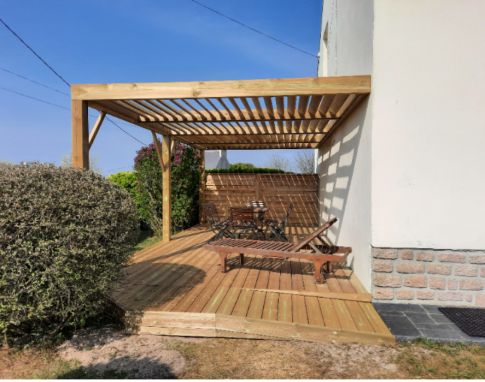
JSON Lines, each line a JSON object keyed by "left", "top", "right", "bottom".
{"left": 206, "top": 162, "right": 285, "bottom": 174}
{"left": 206, "top": 166, "right": 285, "bottom": 174}
{"left": 107, "top": 171, "right": 145, "bottom": 223}
{"left": 0, "top": 163, "right": 138, "bottom": 345}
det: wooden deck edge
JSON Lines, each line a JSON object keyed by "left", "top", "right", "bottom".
{"left": 137, "top": 311, "right": 395, "bottom": 346}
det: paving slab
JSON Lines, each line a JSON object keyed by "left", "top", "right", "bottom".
{"left": 373, "top": 303, "right": 485, "bottom": 345}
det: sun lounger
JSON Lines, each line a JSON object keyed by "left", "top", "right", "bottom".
{"left": 204, "top": 218, "right": 351, "bottom": 283}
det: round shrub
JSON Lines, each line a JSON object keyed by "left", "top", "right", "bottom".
{"left": 0, "top": 163, "right": 139, "bottom": 345}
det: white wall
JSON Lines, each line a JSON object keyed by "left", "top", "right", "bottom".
{"left": 204, "top": 150, "right": 230, "bottom": 169}
{"left": 372, "top": 0, "right": 485, "bottom": 249}
{"left": 317, "top": 0, "right": 374, "bottom": 290}
{"left": 318, "top": 0, "right": 373, "bottom": 76}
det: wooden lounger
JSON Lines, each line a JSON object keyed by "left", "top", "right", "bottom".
{"left": 204, "top": 218, "right": 352, "bottom": 283}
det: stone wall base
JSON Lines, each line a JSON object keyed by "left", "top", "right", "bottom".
{"left": 372, "top": 247, "right": 485, "bottom": 306}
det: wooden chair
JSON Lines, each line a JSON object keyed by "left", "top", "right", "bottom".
{"left": 265, "top": 202, "right": 293, "bottom": 241}
{"left": 204, "top": 217, "right": 351, "bottom": 283}
{"left": 202, "top": 202, "right": 233, "bottom": 241}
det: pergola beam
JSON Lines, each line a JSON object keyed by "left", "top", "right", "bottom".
{"left": 72, "top": 76, "right": 371, "bottom": 101}
{"left": 193, "top": 143, "right": 320, "bottom": 150}
{"left": 126, "top": 110, "right": 339, "bottom": 123}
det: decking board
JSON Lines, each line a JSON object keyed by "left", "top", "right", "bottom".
{"left": 113, "top": 225, "right": 394, "bottom": 345}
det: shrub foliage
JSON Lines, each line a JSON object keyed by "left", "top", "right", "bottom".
{"left": 206, "top": 163, "right": 285, "bottom": 174}
{"left": 134, "top": 141, "right": 201, "bottom": 235}
{"left": 0, "top": 164, "right": 138, "bottom": 345}
{"left": 107, "top": 171, "right": 145, "bottom": 223}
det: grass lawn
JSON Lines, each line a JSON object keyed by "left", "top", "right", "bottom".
{"left": 130, "top": 231, "right": 161, "bottom": 254}
{"left": 1, "top": 330, "right": 484, "bottom": 379}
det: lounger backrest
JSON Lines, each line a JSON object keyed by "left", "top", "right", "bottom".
{"left": 291, "top": 217, "right": 338, "bottom": 251}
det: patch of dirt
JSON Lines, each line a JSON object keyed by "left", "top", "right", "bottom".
{"left": 56, "top": 327, "right": 405, "bottom": 379}
{"left": 57, "top": 327, "right": 185, "bottom": 378}
{"left": 3, "top": 327, "right": 483, "bottom": 379}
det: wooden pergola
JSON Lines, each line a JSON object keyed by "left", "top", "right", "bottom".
{"left": 71, "top": 75, "right": 371, "bottom": 242}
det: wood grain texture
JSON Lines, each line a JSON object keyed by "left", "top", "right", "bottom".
{"left": 113, "top": 225, "right": 394, "bottom": 346}
{"left": 88, "top": 111, "right": 106, "bottom": 148}
{"left": 162, "top": 135, "right": 171, "bottom": 242}
{"left": 71, "top": 100, "right": 89, "bottom": 169}
{"left": 72, "top": 76, "right": 371, "bottom": 100}
{"left": 203, "top": 173, "right": 319, "bottom": 226}
{"left": 71, "top": 76, "right": 370, "bottom": 150}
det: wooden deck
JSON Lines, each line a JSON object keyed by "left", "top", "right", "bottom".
{"left": 112, "top": 226, "right": 394, "bottom": 345}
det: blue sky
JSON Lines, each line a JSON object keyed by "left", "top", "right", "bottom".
{"left": 0, "top": 0, "right": 322, "bottom": 174}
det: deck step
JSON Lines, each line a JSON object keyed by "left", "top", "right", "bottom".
{"left": 133, "top": 311, "right": 395, "bottom": 346}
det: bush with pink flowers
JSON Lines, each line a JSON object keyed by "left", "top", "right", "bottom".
{"left": 133, "top": 141, "right": 201, "bottom": 235}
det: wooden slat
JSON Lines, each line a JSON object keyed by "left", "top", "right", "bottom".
{"left": 246, "top": 288, "right": 372, "bottom": 303}
{"left": 246, "top": 257, "right": 271, "bottom": 319}
{"left": 73, "top": 76, "right": 371, "bottom": 152}
{"left": 72, "top": 75, "right": 371, "bottom": 100}
{"left": 139, "top": 311, "right": 394, "bottom": 345}
{"left": 112, "top": 226, "right": 394, "bottom": 346}
{"left": 277, "top": 260, "right": 292, "bottom": 322}
{"left": 290, "top": 260, "right": 308, "bottom": 324}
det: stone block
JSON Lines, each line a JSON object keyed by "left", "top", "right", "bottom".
{"left": 396, "top": 262, "right": 425, "bottom": 274}
{"left": 429, "top": 276, "right": 446, "bottom": 290}
{"left": 415, "top": 251, "right": 434, "bottom": 262}
{"left": 373, "top": 287, "right": 394, "bottom": 300}
{"left": 438, "top": 252, "right": 466, "bottom": 263}
{"left": 374, "top": 274, "right": 402, "bottom": 288}
{"left": 373, "top": 248, "right": 398, "bottom": 260}
{"left": 403, "top": 275, "right": 427, "bottom": 288}
{"left": 428, "top": 264, "right": 452, "bottom": 275}
{"left": 396, "top": 289, "right": 415, "bottom": 300}
{"left": 454, "top": 264, "right": 478, "bottom": 277}
{"left": 373, "top": 260, "right": 393, "bottom": 273}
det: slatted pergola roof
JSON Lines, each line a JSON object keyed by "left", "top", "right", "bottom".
{"left": 71, "top": 76, "right": 370, "bottom": 150}
{"left": 71, "top": 75, "right": 370, "bottom": 242}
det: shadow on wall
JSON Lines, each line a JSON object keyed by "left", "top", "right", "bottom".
{"left": 316, "top": 101, "right": 368, "bottom": 245}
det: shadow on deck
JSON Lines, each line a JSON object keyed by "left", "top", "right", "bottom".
{"left": 112, "top": 225, "right": 394, "bottom": 345}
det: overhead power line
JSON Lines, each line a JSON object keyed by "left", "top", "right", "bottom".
{"left": 0, "top": 85, "right": 69, "bottom": 110}
{"left": 0, "top": 17, "right": 147, "bottom": 146}
{"left": 0, "top": 66, "right": 69, "bottom": 96}
{"left": 188, "top": 0, "right": 317, "bottom": 58}
{"left": 0, "top": 85, "right": 147, "bottom": 146}
{"left": 101, "top": 118, "right": 147, "bottom": 145}
{"left": 0, "top": 17, "right": 70, "bottom": 87}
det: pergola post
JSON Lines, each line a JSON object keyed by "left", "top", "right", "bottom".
{"left": 71, "top": 100, "right": 89, "bottom": 169}
{"left": 199, "top": 149, "right": 205, "bottom": 223}
{"left": 162, "top": 135, "right": 171, "bottom": 242}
